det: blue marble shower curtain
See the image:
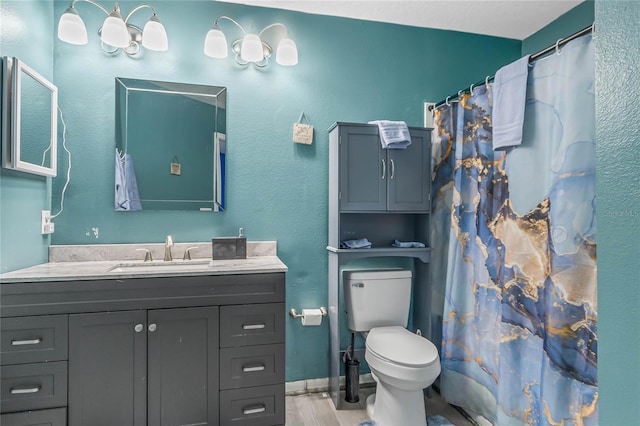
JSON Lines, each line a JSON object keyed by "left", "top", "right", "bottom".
{"left": 431, "top": 35, "right": 596, "bottom": 425}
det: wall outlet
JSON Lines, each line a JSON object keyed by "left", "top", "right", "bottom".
{"left": 423, "top": 102, "right": 435, "bottom": 128}
{"left": 41, "top": 210, "right": 54, "bottom": 234}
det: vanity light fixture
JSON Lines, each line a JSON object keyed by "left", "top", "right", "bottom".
{"left": 204, "top": 16, "right": 298, "bottom": 68}
{"left": 58, "top": 0, "right": 168, "bottom": 56}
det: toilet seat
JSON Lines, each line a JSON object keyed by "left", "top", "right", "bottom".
{"left": 366, "top": 326, "right": 438, "bottom": 368}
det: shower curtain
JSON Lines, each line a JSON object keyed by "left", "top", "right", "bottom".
{"left": 431, "top": 34, "right": 597, "bottom": 425}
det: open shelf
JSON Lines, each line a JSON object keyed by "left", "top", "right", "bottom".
{"left": 326, "top": 246, "right": 431, "bottom": 263}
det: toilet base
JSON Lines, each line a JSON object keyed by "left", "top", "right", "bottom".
{"left": 365, "top": 383, "right": 427, "bottom": 426}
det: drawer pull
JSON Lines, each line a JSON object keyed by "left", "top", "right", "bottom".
{"left": 242, "top": 364, "right": 266, "bottom": 373}
{"left": 11, "top": 338, "right": 42, "bottom": 346}
{"left": 10, "top": 386, "right": 41, "bottom": 395}
{"left": 242, "top": 324, "right": 266, "bottom": 330}
{"left": 243, "top": 405, "right": 266, "bottom": 415}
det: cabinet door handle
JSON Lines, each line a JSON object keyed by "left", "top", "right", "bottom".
{"left": 10, "top": 386, "right": 41, "bottom": 395}
{"left": 243, "top": 405, "right": 266, "bottom": 415}
{"left": 148, "top": 323, "right": 157, "bottom": 332}
{"left": 242, "top": 324, "right": 265, "bottom": 330}
{"left": 11, "top": 338, "right": 42, "bottom": 346}
{"left": 381, "top": 159, "right": 386, "bottom": 179}
{"left": 242, "top": 364, "right": 266, "bottom": 372}
{"left": 390, "top": 159, "right": 395, "bottom": 179}
{"left": 134, "top": 324, "right": 144, "bottom": 333}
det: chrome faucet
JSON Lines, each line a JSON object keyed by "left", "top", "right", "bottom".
{"left": 164, "top": 235, "right": 173, "bottom": 261}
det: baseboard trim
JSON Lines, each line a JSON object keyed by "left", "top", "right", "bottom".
{"left": 285, "top": 374, "right": 376, "bottom": 396}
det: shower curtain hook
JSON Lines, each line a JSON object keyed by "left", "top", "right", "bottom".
{"left": 591, "top": 23, "right": 596, "bottom": 40}
{"left": 555, "top": 38, "right": 563, "bottom": 55}
{"left": 445, "top": 96, "right": 451, "bottom": 106}
{"left": 457, "top": 90, "right": 464, "bottom": 101}
{"left": 470, "top": 83, "right": 475, "bottom": 94}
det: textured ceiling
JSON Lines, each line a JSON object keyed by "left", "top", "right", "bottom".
{"left": 218, "top": 0, "right": 584, "bottom": 40}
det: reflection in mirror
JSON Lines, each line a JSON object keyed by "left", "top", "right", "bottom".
{"left": 115, "top": 77, "right": 226, "bottom": 211}
{"left": 1, "top": 57, "right": 58, "bottom": 177}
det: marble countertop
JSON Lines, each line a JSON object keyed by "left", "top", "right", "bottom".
{"left": 0, "top": 241, "right": 287, "bottom": 283}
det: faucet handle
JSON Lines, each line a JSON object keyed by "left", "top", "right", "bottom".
{"left": 136, "top": 248, "right": 153, "bottom": 262}
{"left": 183, "top": 246, "right": 198, "bottom": 261}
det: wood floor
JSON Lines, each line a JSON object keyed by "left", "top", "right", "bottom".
{"left": 285, "top": 386, "right": 474, "bottom": 426}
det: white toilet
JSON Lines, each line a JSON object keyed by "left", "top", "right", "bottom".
{"left": 343, "top": 269, "right": 441, "bottom": 426}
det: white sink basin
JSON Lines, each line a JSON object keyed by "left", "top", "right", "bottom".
{"left": 108, "top": 260, "right": 212, "bottom": 273}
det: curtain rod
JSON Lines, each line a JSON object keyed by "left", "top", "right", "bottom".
{"left": 429, "top": 23, "right": 594, "bottom": 110}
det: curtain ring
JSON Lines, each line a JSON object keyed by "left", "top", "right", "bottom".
{"left": 485, "top": 75, "right": 490, "bottom": 86}
{"left": 445, "top": 96, "right": 451, "bottom": 106}
{"left": 470, "top": 83, "right": 475, "bottom": 94}
{"left": 591, "top": 23, "right": 596, "bottom": 40}
{"left": 555, "top": 38, "right": 562, "bottom": 55}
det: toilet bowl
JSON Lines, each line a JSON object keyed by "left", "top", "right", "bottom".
{"left": 364, "top": 326, "right": 440, "bottom": 426}
{"left": 342, "top": 269, "right": 441, "bottom": 425}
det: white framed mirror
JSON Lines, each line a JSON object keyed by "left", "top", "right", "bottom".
{"left": 1, "top": 57, "right": 58, "bottom": 177}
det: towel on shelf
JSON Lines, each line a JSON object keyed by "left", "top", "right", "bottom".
{"left": 492, "top": 55, "right": 531, "bottom": 151}
{"left": 115, "top": 149, "right": 143, "bottom": 211}
{"left": 368, "top": 120, "right": 412, "bottom": 149}
{"left": 392, "top": 239, "right": 425, "bottom": 248}
{"left": 340, "top": 238, "right": 372, "bottom": 249}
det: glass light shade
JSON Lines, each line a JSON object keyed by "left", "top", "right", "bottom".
{"left": 240, "top": 33, "right": 263, "bottom": 62}
{"left": 276, "top": 37, "right": 298, "bottom": 66}
{"left": 101, "top": 8, "right": 129, "bottom": 48}
{"left": 142, "top": 15, "right": 168, "bottom": 51}
{"left": 58, "top": 7, "right": 88, "bottom": 45}
{"left": 204, "top": 28, "right": 228, "bottom": 58}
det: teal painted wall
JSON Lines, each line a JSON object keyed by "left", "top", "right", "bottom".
{"left": 522, "top": 1, "right": 594, "bottom": 55}
{"left": 595, "top": 0, "right": 640, "bottom": 422}
{"left": 44, "top": 0, "right": 520, "bottom": 381}
{"left": 0, "top": 1, "right": 53, "bottom": 272}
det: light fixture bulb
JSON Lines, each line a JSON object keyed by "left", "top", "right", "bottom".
{"left": 142, "top": 14, "right": 168, "bottom": 51}
{"left": 240, "top": 33, "right": 264, "bottom": 62}
{"left": 101, "top": 4, "right": 130, "bottom": 48}
{"left": 276, "top": 37, "right": 298, "bottom": 66}
{"left": 58, "top": 5, "right": 88, "bottom": 45}
{"left": 204, "top": 28, "right": 228, "bottom": 58}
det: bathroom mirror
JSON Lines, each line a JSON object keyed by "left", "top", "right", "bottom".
{"left": 1, "top": 57, "right": 58, "bottom": 177}
{"left": 115, "top": 77, "right": 226, "bottom": 211}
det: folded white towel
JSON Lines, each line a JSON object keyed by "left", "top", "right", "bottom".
{"left": 368, "top": 120, "right": 412, "bottom": 149}
{"left": 492, "top": 55, "right": 531, "bottom": 151}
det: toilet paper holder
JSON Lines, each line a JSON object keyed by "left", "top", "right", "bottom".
{"left": 289, "top": 307, "right": 327, "bottom": 319}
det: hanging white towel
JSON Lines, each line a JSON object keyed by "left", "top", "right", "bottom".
{"left": 115, "top": 149, "right": 142, "bottom": 211}
{"left": 368, "top": 120, "right": 412, "bottom": 149}
{"left": 492, "top": 55, "right": 531, "bottom": 151}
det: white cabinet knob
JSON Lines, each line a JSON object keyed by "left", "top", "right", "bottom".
{"left": 148, "top": 323, "right": 157, "bottom": 332}
{"left": 134, "top": 324, "right": 144, "bottom": 333}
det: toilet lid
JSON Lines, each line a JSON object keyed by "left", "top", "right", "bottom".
{"left": 366, "top": 326, "right": 439, "bottom": 368}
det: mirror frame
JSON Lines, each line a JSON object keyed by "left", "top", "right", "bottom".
{"left": 1, "top": 57, "right": 58, "bottom": 177}
{"left": 115, "top": 77, "right": 226, "bottom": 212}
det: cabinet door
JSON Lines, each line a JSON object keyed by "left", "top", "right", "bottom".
{"left": 69, "top": 311, "right": 147, "bottom": 426}
{"left": 339, "top": 125, "right": 386, "bottom": 211}
{"left": 387, "top": 128, "right": 431, "bottom": 211}
{"left": 147, "top": 306, "right": 219, "bottom": 426}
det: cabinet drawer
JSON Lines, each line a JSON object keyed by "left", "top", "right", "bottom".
{"left": 0, "top": 362, "right": 67, "bottom": 413}
{"left": 220, "top": 384, "right": 285, "bottom": 426}
{"left": 220, "top": 344, "right": 285, "bottom": 390}
{"left": 220, "top": 303, "right": 285, "bottom": 347}
{"left": 1, "top": 315, "right": 68, "bottom": 365}
{"left": 0, "top": 407, "right": 67, "bottom": 426}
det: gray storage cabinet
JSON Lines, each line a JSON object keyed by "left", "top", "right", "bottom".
{"left": 0, "top": 272, "right": 286, "bottom": 426}
{"left": 337, "top": 124, "right": 431, "bottom": 212}
{"left": 327, "top": 122, "right": 433, "bottom": 409}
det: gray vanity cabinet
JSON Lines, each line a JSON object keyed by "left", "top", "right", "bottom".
{"left": 1, "top": 271, "right": 286, "bottom": 426}
{"left": 69, "top": 307, "right": 219, "bottom": 426}
{"left": 335, "top": 123, "right": 431, "bottom": 212}
{"left": 68, "top": 310, "right": 147, "bottom": 426}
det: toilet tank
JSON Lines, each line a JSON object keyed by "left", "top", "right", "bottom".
{"left": 343, "top": 269, "right": 412, "bottom": 332}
